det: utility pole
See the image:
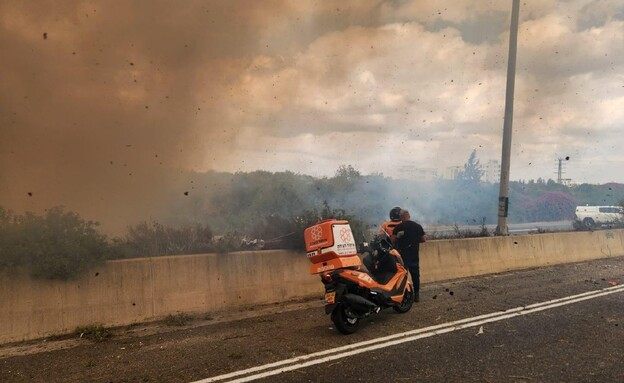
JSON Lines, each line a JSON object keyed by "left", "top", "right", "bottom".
{"left": 556, "top": 158, "right": 564, "bottom": 184}
{"left": 556, "top": 157, "right": 571, "bottom": 185}
{"left": 495, "top": 0, "right": 520, "bottom": 236}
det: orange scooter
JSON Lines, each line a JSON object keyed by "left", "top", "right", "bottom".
{"left": 304, "top": 219, "right": 414, "bottom": 334}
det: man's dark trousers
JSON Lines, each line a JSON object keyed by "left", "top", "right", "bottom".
{"left": 402, "top": 251, "right": 420, "bottom": 300}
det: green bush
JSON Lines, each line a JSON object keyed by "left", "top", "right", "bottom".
{"left": 163, "top": 312, "right": 193, "bottom": 326}
{"left": 242, "top": 202, "right": 369, "bottom": 251}
{"left": 110, "top": 221, "right": 213, "bottom": 258}
{"left": 75, "top": 324, "right": 112, "bottom": 342}
{"left": 0, "top": 207, "right": 109, "bottom": 280}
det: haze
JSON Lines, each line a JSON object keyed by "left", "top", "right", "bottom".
{"left": 1, "top": 0, "right": 623, "bottom": 233}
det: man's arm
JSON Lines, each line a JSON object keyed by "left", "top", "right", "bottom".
{"left": 391, "top": 223, "right": 402, "bottom": 247}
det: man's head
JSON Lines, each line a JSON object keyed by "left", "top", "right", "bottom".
{"left": 389, "top": 206, "right": 402, "bottom": 221}
{"left": 399, "top": 209, "right": 411, "bottom": 221}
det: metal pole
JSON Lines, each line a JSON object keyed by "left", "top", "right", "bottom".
{"left": 495, "top": 0, "right": 520, "bottom": 236}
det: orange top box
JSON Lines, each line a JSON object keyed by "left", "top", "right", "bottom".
{"left": 304, "top": 219, "right": 358, "bottom": 263}
{"left": 304, "top": 219, "right": 361, "bottom": 274}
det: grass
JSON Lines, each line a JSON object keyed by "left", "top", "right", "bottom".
{"left": 75, "top": 324, "right": 112, "bottom": 342}
{"left": 164, "top": 312, "right": 193, "bottom": 326}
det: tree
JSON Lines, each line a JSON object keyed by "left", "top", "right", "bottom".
{"left": 0, "top": 207, "right": 109, "bottom": 280}
{"left": 111, "top": 221, "right": 214, "bottom": 258}
{"left": 525, "top": 191, "right": 578, "bottom": 221}
{"left": 458, "top": 149, "right": 484, "bottom": 184}
{"left": 335, "top": 164, "right": 361, "bottom": 179}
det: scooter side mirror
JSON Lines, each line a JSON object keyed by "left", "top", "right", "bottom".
{"left": 378, "top": 237, "right": 393, "bottom": 251}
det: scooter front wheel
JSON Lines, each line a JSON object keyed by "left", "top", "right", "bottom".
{"left": 393, "top": 288, "right": 414, "bottom": 313}
{"left": 331, "top": 304, "right": 360, "bottom": 335}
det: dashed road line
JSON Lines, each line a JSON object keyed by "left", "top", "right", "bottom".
{"left": 191, "top": 284, "right": 624, "bottom": 383}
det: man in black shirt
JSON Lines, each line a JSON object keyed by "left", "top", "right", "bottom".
{"left": 391, "top": 209, "right": 426, "bottom": 302}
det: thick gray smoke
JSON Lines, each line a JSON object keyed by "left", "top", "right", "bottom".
{"left": 1, "top": 1, "right": 622, "bottom": 233}
{"left": 0, "top": 1, "right": 272, "bottom": 232}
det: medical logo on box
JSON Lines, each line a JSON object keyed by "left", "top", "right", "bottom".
{"left": 332, "top": 224, "right": 356, "bottom": 255}
{"left": 306, "top": 224, "right": 328, "bottom": 252}
{"left": 304, "top": 221, "right": 357, "bottom": 259}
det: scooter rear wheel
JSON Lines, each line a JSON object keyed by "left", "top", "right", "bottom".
{"left": 393, "top": 288, "right": 414, "bottom": 313}
{"left": 331, "top": 304, "right": 360, "bottom": 335}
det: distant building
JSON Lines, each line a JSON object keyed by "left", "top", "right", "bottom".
{"left": 560, "top": 178, "right": 573, "bottom": 186}
{"left": 482, "top": 159, "right": 501, "bottom": 183}
{"left": 440, "top": 166, "right": 462, "bottom": 180}
{"left": 398, "top": 165, "right": 438, "bottom": 181}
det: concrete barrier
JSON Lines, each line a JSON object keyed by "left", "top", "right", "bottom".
{"left": 421, "top": 230, "right": 624, "bottom": 282}
{"left": 0, "top": 250, "right": 320, "bottom": 344}
{"left": 1, "top": 229, "right": 623, "bottom": 344}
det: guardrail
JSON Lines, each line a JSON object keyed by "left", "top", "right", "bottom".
{"left": 1, "top": 229, "right": 623, "bottom": 344}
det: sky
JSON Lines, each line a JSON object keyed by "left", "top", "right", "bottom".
{"left": 1, "top": 0, "right": 623, "bottom": 232}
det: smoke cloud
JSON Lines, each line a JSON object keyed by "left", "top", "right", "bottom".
{"left": 1, "top": 0, "right": 623, "bottom": 233}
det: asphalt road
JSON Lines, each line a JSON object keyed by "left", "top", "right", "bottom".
{"left": 427, "top": 220, "right": 575, "bottom": 236}
{"left": 242, "top": 286, "right": 624, "bottom": 383}
{"left": 1, "top": 255, "right": 623, "bottom": 383}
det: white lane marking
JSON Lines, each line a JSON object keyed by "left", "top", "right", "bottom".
{"left": 192, "top": 284, "right": 624, "bottom": 383}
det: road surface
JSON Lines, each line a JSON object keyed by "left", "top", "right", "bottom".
{"left": 427, "top": 220, "right": 575, "bottom": 236}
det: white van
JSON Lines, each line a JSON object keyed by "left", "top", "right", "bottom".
{"left": 574, "top": 205, "right": 623, "bottom": 228}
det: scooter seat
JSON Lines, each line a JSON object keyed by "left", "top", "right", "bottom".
{"left": 364, "top": 252, "right": 398, "bottom": 285}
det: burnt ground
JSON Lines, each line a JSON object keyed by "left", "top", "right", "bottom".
{"left": 1, "top": 256, "right": 623, "bottom": 383}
